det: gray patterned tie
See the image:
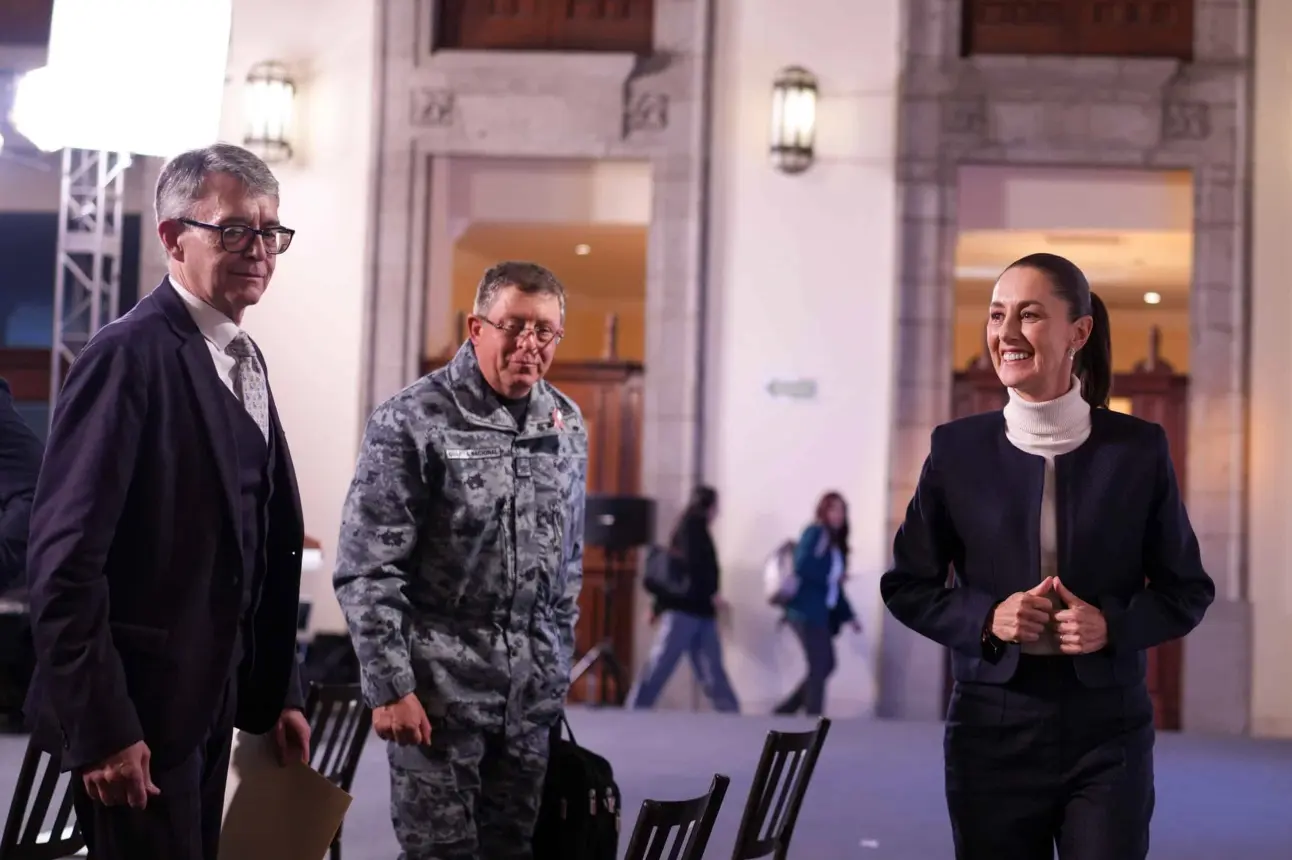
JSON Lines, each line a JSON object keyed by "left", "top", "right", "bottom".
{"left": 225, "top": 332, "right": 270, "bottom": 442}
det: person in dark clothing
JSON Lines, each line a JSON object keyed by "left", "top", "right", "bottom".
{"left": 880, "top": 253, "right": 1214, "bottom": 860}
{"left": 626, "top": 486, "right": 739, "bottom": 712}
{"left": 25, "top": 145, "right": 310, "bottom": 860}
{"left": 773, "top": 491, "right": 859, "bottom": 716}
{"left": 0, "top": 377, "right": 44, "bottom": 593}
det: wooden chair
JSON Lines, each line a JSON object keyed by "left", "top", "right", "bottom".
{"left": 304, "top": 683, "right": 373, "bottom": 860}
{"left": 624, "top": 773, "right": 730, "bottom": 860}
{"left": 0, "top": 739, "right": 84, "bottom": 860}
{"left": 729, "top": 717, "right": 830, "bottom": 860}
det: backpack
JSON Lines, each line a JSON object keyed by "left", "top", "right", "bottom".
{"left": 764, "top": 539, "right": 799, "bottom": 606}
{"left": 642, "top": 544, "right": 690, "bottom": 600}
{"left": 532, "top": 714, "right": 621, "bottom": 860}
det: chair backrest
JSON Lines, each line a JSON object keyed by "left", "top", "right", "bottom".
{"left": 730, "top": 717, "right": 831, "bottom": 860}
{"left": 304, "top": 682, "right": 372, "bottom": 791}
{"left": 0, "top": 740, "right": 84, "bottom": 860}
{"left": 625, "top": 773, "right": 730, "bottom": 860}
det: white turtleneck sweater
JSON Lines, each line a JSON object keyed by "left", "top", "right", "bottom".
{"left": 1002, "top": 375, "right": 1092, "bottom": 655}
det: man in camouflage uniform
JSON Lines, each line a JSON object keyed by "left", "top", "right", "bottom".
{"left": 334, "top": 261, "right": 587, "bottom": 860}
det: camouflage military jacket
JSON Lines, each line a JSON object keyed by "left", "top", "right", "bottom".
{"left": 334, "top": 341, "right": 587, "bottom": 737}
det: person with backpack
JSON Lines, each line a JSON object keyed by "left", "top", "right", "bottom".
{"left": 773, "top": 491, "right": 860, "bottom": 716}
{"left": 625, "top": 486, "right": 739, "bottom": 712}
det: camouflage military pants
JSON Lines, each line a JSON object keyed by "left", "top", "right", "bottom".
{"left": 388, "top": 723, "right": 551, "bottom": 860}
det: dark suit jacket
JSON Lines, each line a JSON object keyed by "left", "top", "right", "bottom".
{"left": 880, "top": 408, "right": 1215, "bottom": 689}
{"left": 0, "top": 378, "right": 44, "bottom": 591}
{"left": 25, "top": 280, "right": 306, "bottom": 772}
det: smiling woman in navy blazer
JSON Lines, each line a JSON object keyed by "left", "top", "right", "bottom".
{"left": 880, "top": 253, "right": 1215, "bottom": 860}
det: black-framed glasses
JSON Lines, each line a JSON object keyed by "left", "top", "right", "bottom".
{"left": 480, "top": 317, "right": 563, "bottom": 347}
{"left": 179, "top": 218, "right": 295, "bottom": 255}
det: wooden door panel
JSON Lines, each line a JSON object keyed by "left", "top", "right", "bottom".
{"left": 543, "top": 363, "right": 644, "bottom": 703}
{"left": 552, "top": 379, "right": 607, "bottom": 494}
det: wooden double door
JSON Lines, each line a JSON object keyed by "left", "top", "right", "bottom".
{"left": 545, "top": 361, "right": 645, "bottom": 703}
{"left": 420, "top": 355, "right": 645, "bottom": 703}
{"left": 947, "top": 361, "right": 1189, "bottom": 731}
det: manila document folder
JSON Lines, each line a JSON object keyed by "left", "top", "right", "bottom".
{"left": 220, "top": 729, "right": 353, "bottom": 860}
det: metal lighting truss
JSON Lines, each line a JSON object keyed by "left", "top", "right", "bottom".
{"left": 50, "top": 148, "right": 130, "bottom": 408}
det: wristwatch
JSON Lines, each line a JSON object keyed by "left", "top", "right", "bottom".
{"left": 980, "top": 603, "right": 1006, "bottom": 662}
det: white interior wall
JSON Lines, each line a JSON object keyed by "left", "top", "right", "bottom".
{"left": 698, "top": 0, "right": 902, "bottom": 716}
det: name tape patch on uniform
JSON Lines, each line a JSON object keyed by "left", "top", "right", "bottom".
{"left": 445, "top": 447, "right": 505, "bottom": 461}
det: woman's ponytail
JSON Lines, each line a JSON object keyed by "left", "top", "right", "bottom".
{"left": 1078, "top": 291, "right": 1112, "bottom": 408}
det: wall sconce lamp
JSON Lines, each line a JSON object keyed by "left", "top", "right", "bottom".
{"left": 770, "top": 66, "right": 818, "bottom": 174}
{"left": 243, "top": 61, "right": 296, "bottom": 163}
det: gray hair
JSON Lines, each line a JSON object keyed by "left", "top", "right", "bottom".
{"left": 154, "top": 143, "right": 279, "bottom": 223}
{"left": 473, "top": 261, "right": 566, "bottom": 319}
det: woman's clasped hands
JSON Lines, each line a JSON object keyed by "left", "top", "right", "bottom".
{"left": 990, "top": 575, "right": 1108, "bottom": 654}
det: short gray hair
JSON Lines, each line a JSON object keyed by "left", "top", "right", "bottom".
{"left": 154, "top": 143, "right": 279, "bottom": 223}
{"left": 473, "top": 261, "right": 566, "bottom": 319}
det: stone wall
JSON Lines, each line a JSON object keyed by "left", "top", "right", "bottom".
{"left": 878, "top": 0, "right": 1253, "bottom": 734}
{"left": 363, "top": 0, "right": 712, "bottom": 536}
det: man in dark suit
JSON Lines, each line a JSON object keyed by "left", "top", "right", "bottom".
{"left": 0, "top": 377, "right": 43, "bottom": 591}
{"left": 25, "top": 143, "right": 311, "bottom": 860}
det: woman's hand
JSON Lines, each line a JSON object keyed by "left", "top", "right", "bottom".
{"left": 990, "top": 577, "right": 1056, "bottom": 643}
{"left": 1052, "top": 579, "right": 1108, "bottom": 654}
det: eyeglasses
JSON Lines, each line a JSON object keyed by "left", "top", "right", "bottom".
{"left": 179, "top": 218, "right": 295, "bottom": 255}
{"left": 480, "top": 317, "right": 563, "bottom": 347}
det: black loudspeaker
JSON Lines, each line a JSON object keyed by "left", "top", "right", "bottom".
{"left": 584, "top": 495, "right": 656, "bottom": 550}
{"left": 571, "top": 495, "right": 656, "bottom": 706}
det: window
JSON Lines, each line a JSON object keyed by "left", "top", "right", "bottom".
{"left": 436, "top": 0, "right": 654, "bottom": 54}
{"left": 961, "top": 0, "right": 1194, "bottom": 61}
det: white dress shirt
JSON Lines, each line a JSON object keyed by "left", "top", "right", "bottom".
{"left": 169, "top": 277, "right": 243, "bottom": 394}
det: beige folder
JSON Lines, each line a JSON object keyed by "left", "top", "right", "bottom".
{"left": 220, "top": 730, "right": 353, "bottom": 860}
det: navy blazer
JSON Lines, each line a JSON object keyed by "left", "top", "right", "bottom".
{"left": 0, "top": 377, "right": 44, "bottom": 591}
{"left": 24, "top": 280, "right": 306, "bottom": 772}
{"left": 880, "top": 408, "right": 1214, "bottom": 689}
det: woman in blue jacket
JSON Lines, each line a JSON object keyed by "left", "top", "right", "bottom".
{"left": 773, "top": 491, "right": 857, "bottom": 716}
{"left": 881, "top": 253, "right": 1214, "bottom": 860}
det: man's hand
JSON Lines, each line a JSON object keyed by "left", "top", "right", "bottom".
{"left": 1053, "top": 579, "right": 1108, "bottom": 655}
{"left": 82, "top": 741, "right": 159, "bottom": 809}
{"left": 273, "top": 708, "right": 311, "bottom": 767}
{"left": 990, "top": 576, "right": 1056, "bottom": 643}
{"left": 373, "top": 692, "right": 431, "bottom": 746}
